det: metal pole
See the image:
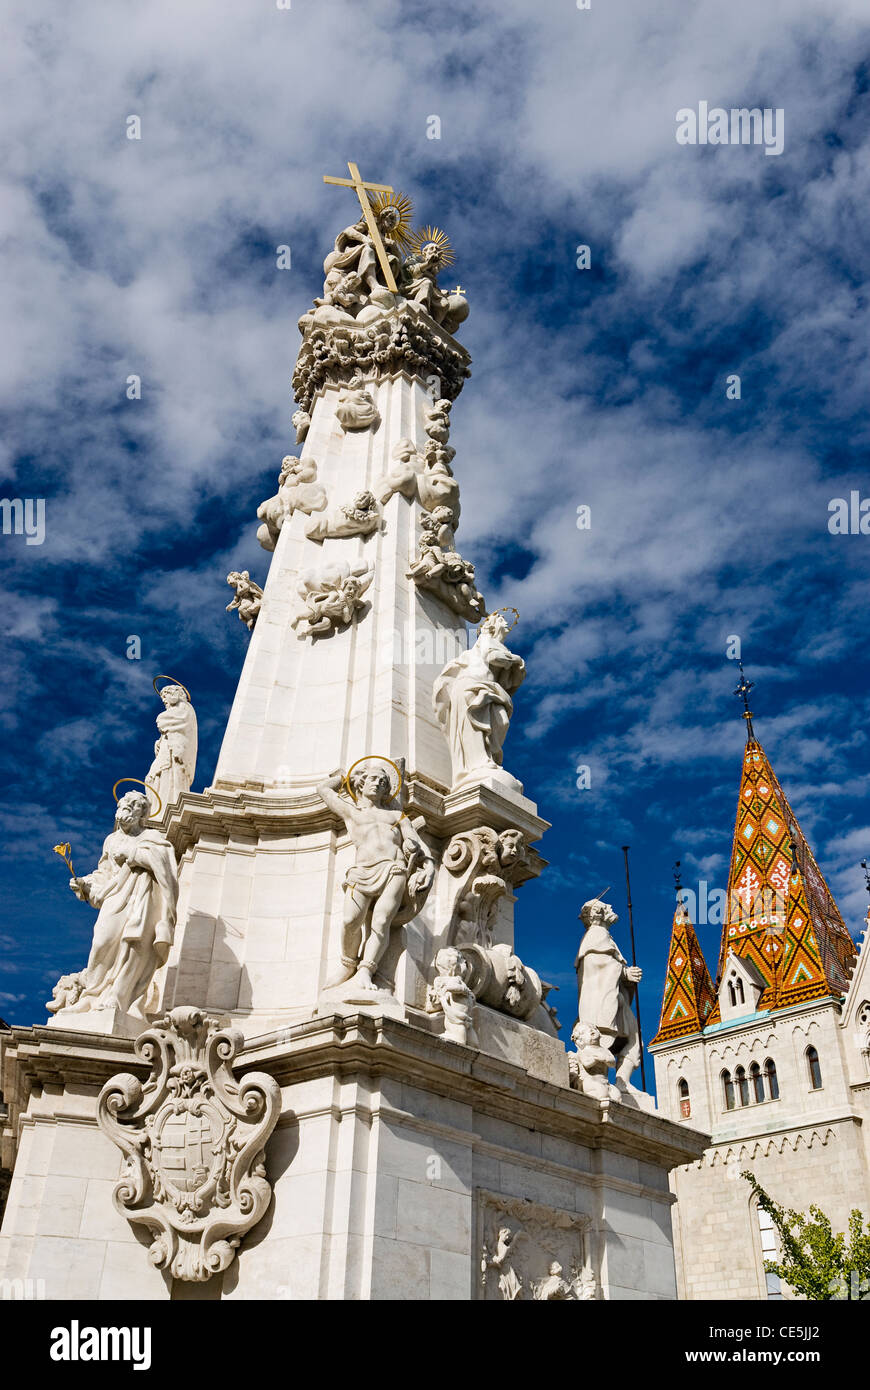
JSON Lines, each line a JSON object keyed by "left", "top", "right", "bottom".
{"left": 621, "top": 845, "right": 646, "bottom": 1090}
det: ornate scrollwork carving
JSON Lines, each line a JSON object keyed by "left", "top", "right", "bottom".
{"left": 292, "top": 312, "right": 471, "bottom": 417}
{"left": 442, "top": 826, "right": 538, "bottom": 949}
{"left": 97, "top": 1007, "right": 281, "bottom": 1283}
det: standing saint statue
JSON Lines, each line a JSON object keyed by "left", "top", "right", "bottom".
{"left": 317, "top": 760, "right": 435, "bottom": 994}
{"left": 145, "top": 681, "right": 197, "bottom": 808}
{"left": 574, "top": 898, "right": 643, "bottom": 1093}
{"left": 433, "top": 611, "right": 525, "bottom": 789}
{"left": 48, "top": 791, "right": 178, "bottom": 1021}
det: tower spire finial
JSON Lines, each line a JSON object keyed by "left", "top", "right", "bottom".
{"left": 673, "top": 859, "right": 683, "bottom": 902}
{"left": 733, "top": 660, "right": 756, "bottom": 742}
{"left": 862, "top": 858, "right": 870, "bottom": 898}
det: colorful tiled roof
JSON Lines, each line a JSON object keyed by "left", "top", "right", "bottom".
{"left": 706, "top": 739, "right": 856, "bottom": 1023}
{"left": 652, "top": 897, "right": 717, "bottom": 1044}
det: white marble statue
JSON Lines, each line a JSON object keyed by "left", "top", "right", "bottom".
{"left": 533, "top": 1261, "right": 597, "bottom": 1301}
{"left": 145, "top": 683, "right": 197, "bottom": 808}
{"left": 316, "top": 761, "right": 435, "bottom": 994}
{"left": 291, "top": 558, "right": 374, "bottom": 638}
{"left": 48, "top": 791, "right": 178, "bottom": 1021}
{"left": 305, "top": 489, "right": 380, "bottom": 542}
{"left": 575, "top": 898, "right": 643, "bottom": 1094}
{"left": 400, "top": 245, "right": 469, "bottom": 334}
{"left": 256, "top": 456, "right": 327, "bottom": 551}
{"left": 292, "top": 408, "right": 311, "bottom": 444}
{"left": 336, "top": 373, "right": 380, "bottom": 431}
{"left": 226, "top": 571, "right": 263, "bottom": 630}
{"left": 433, "top": 612, "right": 525, "bottom": 788}
{"left": 376, "top": 438, "right": 461, "bottom": 520}
{"left": 569, "top": 1022, "right": 620, "bottom": 1101}
{"left": 481, "top": 1227, "right": 523, "bottom": 1301}
{"left": 423, "top": 397, "right": 452, "bottom": 444}
{"left": 317, "top": 207, "right": 402, "bottom": 313}
{"left": 426, "top": 946, "right": 479, "bottom": 1046}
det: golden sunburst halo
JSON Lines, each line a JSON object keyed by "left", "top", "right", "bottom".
{"left": 409, "top": 225, "right": 455, "bottom": 269}
{"left": 367, "top": 191, "right": 414, "bottom": 249}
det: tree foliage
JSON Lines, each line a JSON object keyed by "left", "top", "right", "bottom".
{"left": 742, "top": 1171, "right": 870, "bottom": 1300}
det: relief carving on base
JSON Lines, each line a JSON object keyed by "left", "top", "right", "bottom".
{"left": 97, "top": 1007, "right": 281, "bottom": 1283}
{"left": 478, "top": 1190, "right": 597, "bottom": 1301}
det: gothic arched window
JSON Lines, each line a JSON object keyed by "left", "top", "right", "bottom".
{"left": 678, "top": 1077, "right": 691, "bottom": 1118}
{"left": 764, "top": 1058, "right": 779, "bottom": 1101}
{"left": 722, "top": 1069, "right": 735, "bottom": 1110}
{"left": 735, "top": 1065, "right": 750, "bottom": 1106}
{"left": 806, "top": 1045, "right": 823, "bottom": 1090}
{"left": 750, "top": 1061, "right": 764, "bottom": 1102}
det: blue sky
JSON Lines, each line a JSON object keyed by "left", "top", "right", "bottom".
{"left": 1, "top": 1, "right": 869, "bottom": 1080}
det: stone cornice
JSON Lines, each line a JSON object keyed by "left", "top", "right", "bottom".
{"left": 235, "top": 1012, "right": 709, "bottom": 1171}
{"left": 2, "top": 1014, "right": 708, "bottom": 1176}
{"left": 292, "top": 302, "right": 471, "bottom": 414}
{"left": 161, "top": 776, "right": 550, "bottom": 860}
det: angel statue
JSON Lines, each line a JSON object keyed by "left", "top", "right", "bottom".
{"left": 226, "top": 571, "right": 264, "bottom": 631}
{"left": 291, "top": 559, "right": 375, "bottom": 638}
{"left": 145, "top": 679, "right": 197, "bottom": 808}
{"left": 47, "top": 790, "right": 178, "bottom": 1022}
{"left": 433, "top": 610, "right": 525, "bottom": 789}
{"left": 316, "top": 759, "right": 435, "bottom": 995}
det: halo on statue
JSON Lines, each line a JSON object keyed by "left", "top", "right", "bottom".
{"left": 152, "top": 674, "right": 191, "bottom": 701}
{"left": 408, "top": 225, "right": 455, "bottom": 269}
{"left": 479, "top": 606, "right": 520, "bottom": 634}
{"left": 111, "top": 778, "right": 163, "bottom": 819}
{"left": 343, "top": 756, "right": 403, "bottom": 804}
{"left": 367, "top": 191, "right": 414, "bottom": 250}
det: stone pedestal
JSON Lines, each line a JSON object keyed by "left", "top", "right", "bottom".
{"left": 0, "top": 1016, "right": 708, "bottom": 1301}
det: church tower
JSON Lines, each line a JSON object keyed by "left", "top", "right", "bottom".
{"left": 0, "top": 170, "right": 705, "bottom": 1302}
{"left": 651, "top": 668, "right": 870, "bottom": 1299}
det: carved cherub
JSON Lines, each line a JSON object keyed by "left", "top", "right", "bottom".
{"left": 569, "top": 1021, "right": 620, "bottom": 1102}
{"left": 226, "top": 571, "right": 264, "bottom": 630}
{"left": 424, "top": 397, "right": 452, "bottom": 443}
{"left": 292, "top": 408, "right": 311, "bottom": 444}
{"left": 256, "top": 456, "right": 327, "bottom": 551}
{"left": 305, "top": 489, "right": 380, "bottom": 543}
{"left": 426, "top": 946, "right": 479, "bottom": 1046}
{"left": 291, "top": 559, "right": 375, "bottom": 638}
{"left": 336, "top": 373, "right": 380, "bottom": 431}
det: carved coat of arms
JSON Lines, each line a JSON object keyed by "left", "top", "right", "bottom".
{"left": 97, "top": 1006, "right": 281, "bottom": 1282}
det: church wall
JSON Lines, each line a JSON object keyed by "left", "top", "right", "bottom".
{"left": 653, "top": 997, "right": 870, "bottom": 1299}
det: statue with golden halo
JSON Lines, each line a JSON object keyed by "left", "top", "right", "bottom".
{"left": 433, "top": 609, "right": 525, "bottom": 790}
{"left": 47, "top": 785, "right": 178, "bottom": 1024}
{"left": 145, "top": 675, "right": 197, "bottom": 809}
{"left": 317, "top": 757, "right": 435, "bottom": 994}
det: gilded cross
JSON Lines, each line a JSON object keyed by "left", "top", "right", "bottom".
{"left": 323, "top": 161, "right": 399, "bottom": 293}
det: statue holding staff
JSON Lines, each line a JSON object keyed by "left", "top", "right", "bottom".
{"left": 48, "top": 788, "right": 178, "bottom": 1021}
